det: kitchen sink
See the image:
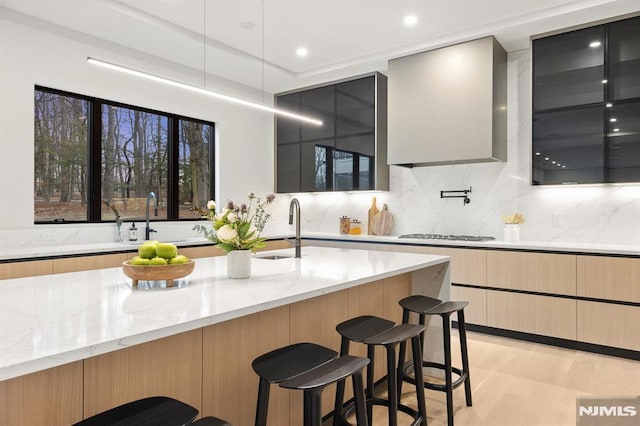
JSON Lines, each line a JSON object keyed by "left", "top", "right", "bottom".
{"left": 255, "top": 254, "right": 293, "bottom": 260}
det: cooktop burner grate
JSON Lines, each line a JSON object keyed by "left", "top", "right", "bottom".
{"left": 398, "top": 233, "right": 495, "bottom": 242}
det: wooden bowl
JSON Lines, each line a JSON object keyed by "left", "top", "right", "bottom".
{"left": 122, "top": 260, "right": 195, "bottom": 287}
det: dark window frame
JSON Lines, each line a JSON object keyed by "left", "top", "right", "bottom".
{"left": 34, "top": 85, "right": 215, "bottom": 224}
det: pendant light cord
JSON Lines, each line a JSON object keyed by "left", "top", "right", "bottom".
{"left": 203, "top": 0, "right": 207, "bottom": 88}
{"left": 261, "top": 0, "right": 265, "bottom": 104}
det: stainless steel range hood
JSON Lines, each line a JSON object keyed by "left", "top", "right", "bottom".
{"left": 387, "top": 36, "right": 507, "bottom": 167}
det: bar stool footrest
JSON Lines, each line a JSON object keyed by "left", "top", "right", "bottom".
{"left": 402, "top": 361, "right": 469, "bottom": 391}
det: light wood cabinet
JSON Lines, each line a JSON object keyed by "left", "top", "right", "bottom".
{"left": 577, "top": 301, "right": 640, "bottom": 351}
{"left": 0, "top": 361, "right": 83, "bottom": 426}
{"left": 451, "top": 286, "right": 487, "bottom": 326}
{"left": 0, "top": 259, "right": 53, "bottom": 279}
{"left": 486, "top": 251, "right": 576, "bottom": 295}
{"left": 577, "top": 255, "right": 640, "bottom": 303}
{"left": 53, "top": 253, "right": 129, "bottom": 274}
{"left": 179, "top": 245, "right": 223, "bottom": 259}
{"left": 83, "top": 329, "right": 203, "bottom": 419}
{"left": 203, "top": 306, "right": 290, "bottom": 426}
{"left": 390, "top": 245, "right": 486, "bottom": 286}
{"left": 487, "top": 292, "right": 576, "bottom": 340}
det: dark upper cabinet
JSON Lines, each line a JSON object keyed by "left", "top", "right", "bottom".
{"left": 533, "top": 26, "right": 605, "bottom": 111}
{"left": 275, "top": 73, "right": 388, "bottom": 193}
{"left": 609, "top": 18, "right": 640, "bottom": 101}
{"left": 532, "top": 15, "right": 640, "bottom": 185}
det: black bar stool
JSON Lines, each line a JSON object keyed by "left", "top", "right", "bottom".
{"left": 334, "top": 316, "right": 427, "bottom": 426}
{"left": 333, "top": 315, "right": 395, "bottom": 425}
{"left": 252, "top": 342, "right": 338, "bottom": 426}
{"left": 72, "top": 396, "right": 198, "bottom": 426}
{"left": 398, "top": 296, "right": 472, "bottom": 426}
{"left": 280, "top": 355, "right": 370, "bottom": 426}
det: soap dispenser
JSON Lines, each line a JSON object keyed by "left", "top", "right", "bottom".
{"left": 129, "top": 222, "right": 138, "bottom": 241}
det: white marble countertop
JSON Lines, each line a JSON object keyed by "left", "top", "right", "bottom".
{"left": 2, "top": 231, "right": 640, "bottom": 261}
{"left": 0, "top": 246, "right": 449, "bottom": 381}
{"left": 302, "top": 232, "right": 640, "bottom": 256}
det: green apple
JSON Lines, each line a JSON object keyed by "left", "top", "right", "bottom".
{"left": 138, "top": 241, "right": 158, "bottom": 259}
{"left": 168, "top": 254, "right": 189, "bottom": 265}
{"left": 149, "top": 256, "right": 168, "bottom": 266}
{"left": 130, "top": 255, "right": 150, "bottom": 266}
{"left": 156, "top": 242, "right": 178, "bottom": 259}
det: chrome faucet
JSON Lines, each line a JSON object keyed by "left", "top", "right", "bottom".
{"left": 145, "top": 191, "right": 158, "bottom": 240}
{"left": 289, "top": 198, "right": 301, "bottom": 258}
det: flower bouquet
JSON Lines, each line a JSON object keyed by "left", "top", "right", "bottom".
{"left": 193, "top": 193, "right": 275, "bottom": 253}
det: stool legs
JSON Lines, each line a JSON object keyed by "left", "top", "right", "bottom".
{"left": 255, "top": 377, "right": 271, "bottom": 426}
{"left": 458, "top": 310, "right": 472, "bottom": 407}
{"left": 398, "top": 300, "right": 473, "bottom": 426}
{"left": 410, "top": 334, "right": 427, "bottom": 426}
{"left": 442, "top": 313, "right": 454, "bottom": 426}
{"left": 333, "top": 339, "right": 377, "bottom": 426}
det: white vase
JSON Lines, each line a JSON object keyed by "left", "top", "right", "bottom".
{"left": 503, "top": 224, "right": 520, "bottom": 242}
{"left": 226, "top": 249, "right": 252, "bottom": 279}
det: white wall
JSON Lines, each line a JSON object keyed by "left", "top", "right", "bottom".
{"left": 271, "top": 49, "right": 640, "bottom": 246}
{"left": 0, "top": 15, "right": 274, "bottom": 247}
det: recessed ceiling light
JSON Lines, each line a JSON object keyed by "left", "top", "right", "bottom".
{"left": 610, "top": 118, "right": 617, "bottom": 122}
{"left": 589, "top": 41, "right": 602, "bottom": 48}
{"left": 238, "top": 21, "right": 255, "bottom": 30}
{"left": 602, "top": 79, "right": 608, "bottom": 84}
{"left": 544, "top": 157, "right": 549, "bottom": 161}
{"left": 562, "top": 165, "right": 566, "bottom": 168}
{"left": 613, "top": 128, "right": 620, "bottom": 132}
{"left": 552, "top": 161, "right": 556, "bottom": 164}
{"left": 606, "top": 102, "right": 613, "bottom": 107}
{"left": 535, "top": 152, "right": 541, "bottom": 156}
{"left": 296, "top": 47, "right": 308, "bottom": 57}
{"left": 403, "top": 14, "right": 418, "bottom": 27}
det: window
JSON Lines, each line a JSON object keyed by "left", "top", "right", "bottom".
{"left": 34, "top": 86, "right": 215, "bottom": 223}
{"left": 34, "top": 90, "right": 89, "bottom": 221}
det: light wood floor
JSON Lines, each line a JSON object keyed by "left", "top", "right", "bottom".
{"left": 340, "top": 330, "right": 640, "bottom": 425}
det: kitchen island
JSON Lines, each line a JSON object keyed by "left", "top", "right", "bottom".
{"left": 0, "top": 246, "right": 450, "bottom": 425}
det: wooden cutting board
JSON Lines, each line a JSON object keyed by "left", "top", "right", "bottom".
{"left": 371, "top": 204, "right": 394, "bottom": 236}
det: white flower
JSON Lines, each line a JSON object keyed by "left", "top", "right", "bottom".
{"left": 206, "top": 200, "right": 216, "bottom": 210}
{"left": 245, "top": 226, "right": 258, "bottom": 239}
{"left": 216, "top": 224, "right": 238, "bottom": 243}
{"left": 227, "top": 212, "right": 238, "bottom": 223}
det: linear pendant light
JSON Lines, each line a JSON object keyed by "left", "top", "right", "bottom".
{"left": 87, "top": 57, "right": 323, "bottom": 126}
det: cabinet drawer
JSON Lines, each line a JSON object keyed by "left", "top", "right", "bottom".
{"left": 577, "top": 300, "right": 640, "bottom": 351}
{"left": 0, "top": 259, "right": 53, "bottom": 279}
{"left": 487, "top": 291, "right": 576, "bottom": 340}
{"left": 577, "top": 256, "right": 640, "bottom": 303}
{"left": 450, "top": 286, "right": 486, "bottom": 326}
{"left": 53, "top": 253, "right": 129, "bottom": 274}
{"left": 179, "top": 245, "right": 223, "bottom": 259}
{"left": 392, "top": 246, "right": 485, "bottom": 286}
{"left": 486, "top": 251, "right": 576, "bottom": 295}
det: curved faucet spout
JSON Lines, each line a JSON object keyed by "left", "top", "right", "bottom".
{"left": 289, "top": 198, "right": 301, "bottom": 258}
{"left": 145, "top": 191, "right": 158, "bottom": 240}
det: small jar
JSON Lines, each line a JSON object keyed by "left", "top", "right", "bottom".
{"left": 349, "top": 220, "right": 362, "bottom": 235}
{"left": 339, "top": 216, "right": 351, "bottom": 234}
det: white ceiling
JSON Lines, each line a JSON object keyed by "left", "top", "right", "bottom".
{"left": 1, "top": 0, "right": 639, "bottom": 95}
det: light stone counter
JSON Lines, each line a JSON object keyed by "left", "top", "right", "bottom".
{"left": 302, "top": 232, "right": 640, "bottom": 256}
{"left": 2, "top": 231, "right": 640, "bottom": 262}
{"left": 0, "top": 246, "right": 450, "bottom": 382}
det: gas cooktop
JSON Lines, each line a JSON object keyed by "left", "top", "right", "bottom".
{"left": 398, "top": 233, "right": 495, "bottom": 242}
